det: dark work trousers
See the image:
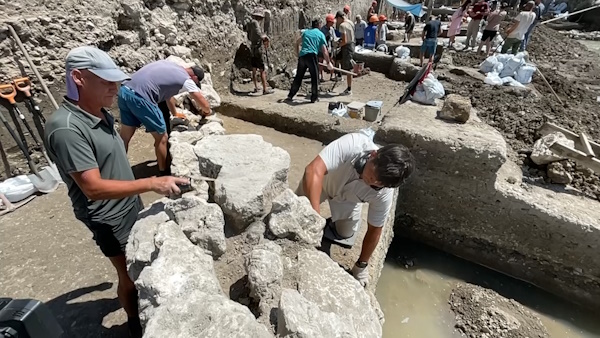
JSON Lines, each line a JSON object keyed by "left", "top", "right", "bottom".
{"left": 288, "top": 53, "right": 319, "bottom": 102}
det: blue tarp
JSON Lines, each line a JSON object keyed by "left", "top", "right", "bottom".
{"left": 386, "top": 0, "right": 424, "bottom": 17}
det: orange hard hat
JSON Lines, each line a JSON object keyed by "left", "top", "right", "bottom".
{"left": 326, "top": 13, "right": 335, "bottom": 22}
{"left": 372, "top": 0, "right": 378, "bottom": 5}
{"left": 369, "top": 15, "right": 379, "bottom": 23}
{"left": 378, "top": 14, "right": 387, "bottom": 21}
{"left": 344, "top": 5, "right": 351, "bottom": 11}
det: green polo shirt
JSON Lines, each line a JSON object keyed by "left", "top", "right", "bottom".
{"left": 44, "top": 99, "right": 139, "bottom": 225}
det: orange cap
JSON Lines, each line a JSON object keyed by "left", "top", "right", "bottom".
{"left": 326, "top": 13, "right": 335, "bottom": 22}
{"left": 369, "top": 15, "right": 379, "bottom": 23}
{"left": 378, "top": 14, "right": 387, "bottom": 21}
{"left": 344, "top": 5, "right": 350, "bottom": 11}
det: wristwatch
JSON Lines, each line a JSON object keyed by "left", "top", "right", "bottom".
{"left": 356, "top": 261, "right": 368, "bottom": 268}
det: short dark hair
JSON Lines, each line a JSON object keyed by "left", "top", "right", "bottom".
{"left": 191, "top": 66, "right": 204, "bottom": 82}
{"left": 312, "top": 19, "right": 321, "bottom": 28}
{"left": 335, "top": 11, "right": 345, "bottom": 19}
{"left": 373, "top": 144, "right": 415, "bottom": 188}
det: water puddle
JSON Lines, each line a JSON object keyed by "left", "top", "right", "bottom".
{"left": 376, "top": 236, "right": 600, "bottom": 337}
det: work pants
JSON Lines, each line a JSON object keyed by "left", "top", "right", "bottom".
{"left": 288, "top": 53, "right": 319, "bottom": 102}
{"left": 465, "top": 19, "right": 481, "bottom": 47}
{"left": 520, "top": 21, "right": 539, "bottom": 51}
{"left": 295, "top": 179, "right": 362, "bottom": 238}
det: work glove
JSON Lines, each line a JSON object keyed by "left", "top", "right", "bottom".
{"left": 352, "top": 262, "right": 369, "bottom": 287}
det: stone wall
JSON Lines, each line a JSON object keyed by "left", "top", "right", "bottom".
{"left": 0, "top": 0, "right": 377, "bottom": 87}
{"left": 126, "top": 113, "right": 386, "bottom": 336}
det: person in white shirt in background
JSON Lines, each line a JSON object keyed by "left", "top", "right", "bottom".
{"left": 355, "top": 15, "right": 367, "bottom": 46}
{"left": 501, "top": 1, "right": 536, "bottom": 54}
{"left": 376, "top": 14, "right": 389, "bottom": 52}
{"left": 520, "top": 0, "right": 545, "bottom": 51}
{"left": 297, "top": 133, "right": 415, "bottom": 286}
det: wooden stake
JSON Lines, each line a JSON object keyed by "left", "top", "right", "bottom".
{"left": 539, "top": 122, "right": 600, "bottom": 155}
{"left": 536, "top": 68, "right": 563, "bottom": 105}
{"left": 579, "top": 132, "right": 596, "bottom": 157}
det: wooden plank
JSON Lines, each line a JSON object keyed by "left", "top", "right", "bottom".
{"left": 318, "top": 62, "right": 358, "bottom": 76}
{"left": 579, "top": 132, "right": 596, "bottom": 157}
{"left": 538, "top": 122, "right": 600, "bottom": 155}
{"left": 550, "top": 143, "right": 600, "bottom": 174}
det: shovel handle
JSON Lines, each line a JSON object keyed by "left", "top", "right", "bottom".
{"left": 0, "top": 84, "right": 17, "bottom": 104}
{"left": 13, "top": 77, "right": 32, "bottom": 96}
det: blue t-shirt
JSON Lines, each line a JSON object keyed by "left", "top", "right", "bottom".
{"left": 364, "top": 24, "right": 377, "bottom": 48}
{"left": 299, "top": 28, "right": 327, "bottom": 57}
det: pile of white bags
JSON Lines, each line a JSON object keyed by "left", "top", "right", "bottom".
{"left": 479, "top": 52, "right": 536, "bottom": 86}
{"left": 395, "top": 46, "right": 411, "bottom": 60}
{"left": 412, "top": 73, "right": 445, "bottom": 105}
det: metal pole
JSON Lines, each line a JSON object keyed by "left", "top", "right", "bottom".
{"left": 7, "top": 25, "right": 59, "bottom": 110}
{"left": 540, "top": 4, "right": 600, "bottom": 25}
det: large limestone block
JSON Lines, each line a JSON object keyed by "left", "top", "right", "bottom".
{"left": 530, "top": 132, "right": 575, "bottom": 165}
{"left": 135, "top": 221, "right": 223, "bottom": 317}
{"left": 199, "top": 121, "right": 225, "bottom": 136}
{"left": 268, "top": 189, "right": 326, "bottom": 246}
{"left": 277, "top": 288, "right": 358, "bottom": 338}
{"left": 194, "top": 134, "right": 290, "bottom": 231}
{"left": 297, "top": 250, "right": 383, "bottom": 338}
{"left": 126, "top": 200, "right": 171, "bottom": 281}
{"left": 143, "top": 292, "right": 273, "bottom": 338}
{"left": 245, "top": 241, "right": 283, "bottom": 315}
{"left": 165, "top": 195, "right": 226, "bottom": 258}
{"left": 170, "top": 141, "right": 201, "bottom": 179}
{"left": 438, "top": 94, "right": 472, "bottom": 123}
{"left": 388, "top": 58, "right": 420, "bottom": 82}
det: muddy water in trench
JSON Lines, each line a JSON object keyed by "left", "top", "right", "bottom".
{"left": 221, "top": 116, "right": 599, "bottom": 338}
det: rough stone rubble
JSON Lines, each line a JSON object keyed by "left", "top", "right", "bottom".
{"left": 126, "top": 118, "right": 384, "bottom": 337}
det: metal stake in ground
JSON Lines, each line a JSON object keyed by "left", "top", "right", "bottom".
{"left": 0, "top": 107, "right": 39, "bottom": 177}
{"left": 13, "top": 77, "right": 46, "bottom": 140}
{"left": 0, "top": 83, "right": 41, "bottom": 147}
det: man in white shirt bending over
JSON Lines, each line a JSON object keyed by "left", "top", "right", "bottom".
{"left": 501, "top": 1, "right": 536, "bottom": 54}
{"left": 297, "top": 133, "right": 415, "bottom": 286}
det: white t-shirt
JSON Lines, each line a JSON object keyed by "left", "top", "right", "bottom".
{"left": 508, "top": 12, "right": 536, "bottom": 40}
{"left": 318, "top": 133, "right": 394, "bottom": 227}
{"left": 182, "top": 78, "right": 201, "bottom": 93}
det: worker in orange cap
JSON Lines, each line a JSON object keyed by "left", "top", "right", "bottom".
{"left": 343, "top": 4, "right": 351, "bottom": 17}
{"left": 319, "top": 14, "right": 337, "bottom": 82}
{"left": 376, "top": 14, "right": 389, "bottom": 52}
{"left": 364, "top": 15, "right": 378, "bottom": 50}
{"left": 368, "top": 1, "right": 377, "bottom": 19}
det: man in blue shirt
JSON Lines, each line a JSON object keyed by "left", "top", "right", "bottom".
{"left": 364, "top": 15, "right": 378, "bottom": 50}
{"left": 286, "top": 19, "right": 334, "bottom": 103}
{"left": 520, "top": 0, "right": 545, "bottom": 51}
{"left": 420, "top": 16, "right": 442, "bottom": 66}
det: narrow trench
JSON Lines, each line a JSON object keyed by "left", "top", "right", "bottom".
{"left": 218, "top": 115, "right": 600, "bottom": 337}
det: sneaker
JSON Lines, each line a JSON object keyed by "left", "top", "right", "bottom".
{"left": 283, "top": 97, "right": 293, "bottom": 103}
{"left": 341, "top": 88, "right": 352, "bottom": 95}
{"left": 311, "top": 98, "right": 320, "bottom": 103}
{"left": 252, "top": 87, "right": 259, "bottom": 93}
{"left": 263, "top": 88, "right": 274, "bottom": 95}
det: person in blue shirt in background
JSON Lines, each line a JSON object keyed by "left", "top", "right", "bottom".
{"left": 364, "top": 15, "right": 378, "bottom": 50}
{"left": 286, "top": 19, "right": 334, "bottom": 103}
{"left": 420, "top": 16, "right": 442, "bottom": 66}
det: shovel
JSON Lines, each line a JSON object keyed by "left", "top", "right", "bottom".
{"left": 0, "top": 84, "right": 30, "bottom": 150}
{"left": 0, "top": 107, "right": 39, "bottom": 177}
{"left": 0, "top": 83, "right": 41, "bottom": 147}
{"left": 13, "top": 77, "right": 46, "bottom": 140}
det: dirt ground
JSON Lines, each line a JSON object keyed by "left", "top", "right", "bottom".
{"left": 449, "top": 283, "right": 549, "bottom": 338}
{"left": 443, "top": 25, "right": 600, "bottom": 200}
{"left": 0, "top": 114, "right": 330, "bottom": 337}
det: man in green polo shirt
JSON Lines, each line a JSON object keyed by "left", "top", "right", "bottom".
{"left": 44, "top": 46, "right": 188, "bottom": 337}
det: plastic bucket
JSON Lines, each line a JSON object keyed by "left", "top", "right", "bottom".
{"left": 364, "top": 100, "right": 383, "bottom": 122}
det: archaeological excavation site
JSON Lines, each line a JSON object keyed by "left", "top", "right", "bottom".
{"left": 1, "top": 0, "right": 600, "bottom": 337}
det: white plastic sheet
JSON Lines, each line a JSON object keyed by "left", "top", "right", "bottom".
{"left": 0, "top": 175, "right": 37, "bottom": 203}
{"left": 484, "top": 72, "right": 503, "bottom": 86}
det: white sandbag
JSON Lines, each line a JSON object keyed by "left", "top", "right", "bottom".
{"left": 502, "top": 76, "right": 525, "bottom": 87}
{"left": 0, "top": 175, "right": 38, "bottom": 203}
{"left": 411, "top": 85, "right": 434, "bottom": 105}
{"left": 492, "top": 61, "right": 504, "bottom": 74}
{"left": 515, "top": 64, "right": 536, "bottom": 84}
{"left": 395, "top": 46, "right": 411, "bottom": 59}
{"left": 484, "top": 72, "right": 503, "bottom": 86}
{"left": 421, "top": 73, "right": 445, "bottom": 101}
{"left": 479, "top": 56, "right": 498, "bottom": 73}
{"left": 495, "top": 54, "right": 512, "bottom": 65}
{"left": 499, "top": 56, "right": 524, "bottom": 78}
